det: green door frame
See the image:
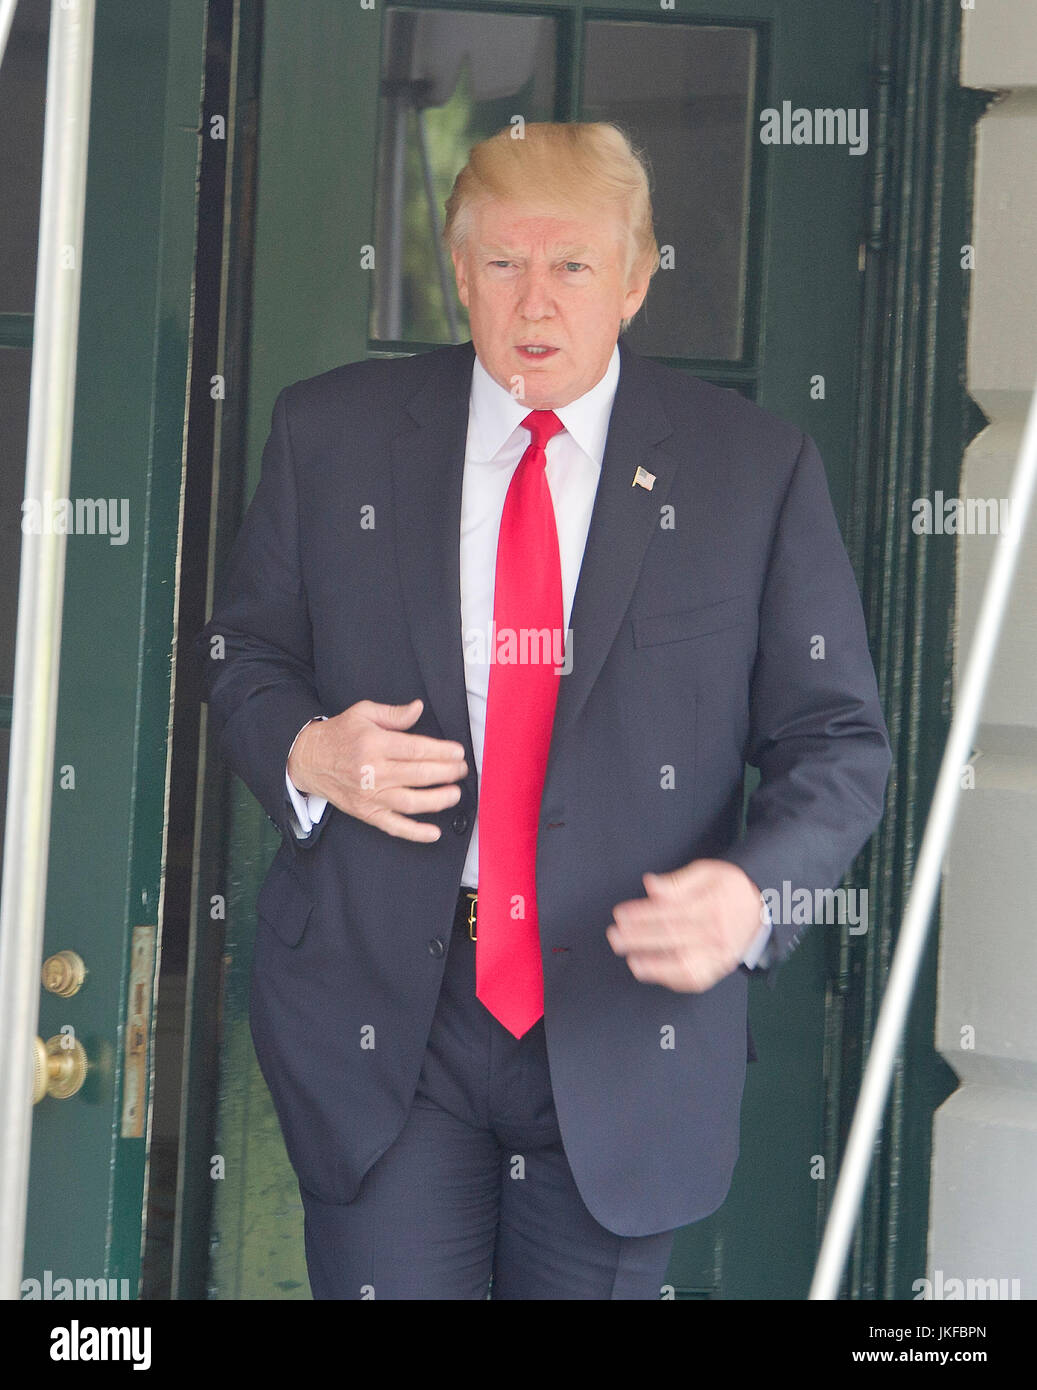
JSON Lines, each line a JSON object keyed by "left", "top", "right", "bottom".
{"left": 21, "top": 0, "right": 208, "bottom": 1295}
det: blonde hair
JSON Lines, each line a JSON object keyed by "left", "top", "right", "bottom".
{"left": 443, "top": 121, "right": 660, "bottom": 320}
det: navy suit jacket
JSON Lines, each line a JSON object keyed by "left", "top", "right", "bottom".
{"left": 198, "top": 337, "right": 891, "bottom": 1236}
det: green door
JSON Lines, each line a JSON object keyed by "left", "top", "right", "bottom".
{"left": 4, "top": 0, "right": 207, "bottom": 1297}
{"left": 184, "top": 0, "right": 881, "bottom": 1301}
{"left": 179, "top": 0, "right": 965, "bottom": 1300}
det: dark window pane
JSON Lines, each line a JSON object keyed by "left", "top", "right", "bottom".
{"left": 582, "top": 22, "right": 756, "bottom": 360}
{"left": 370, "top": 7, "right": 557, "bottom": 345}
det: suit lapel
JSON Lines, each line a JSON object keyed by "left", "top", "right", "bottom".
{"left": 549, "top": 339, "right": 677, "bottom": 754}
{"left": 390, "top": 341, "right": 477, "bottom": 765}
{"left": 389, "top": 337, "right": 679, "bottom": 777}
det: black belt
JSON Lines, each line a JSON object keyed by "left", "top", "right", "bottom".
{"left": 456, "top": 888, "right": 478, "bottom": 941}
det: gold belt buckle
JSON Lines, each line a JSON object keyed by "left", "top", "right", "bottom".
{"left": 465, "top": 891, "right": 477, "bottom": 942}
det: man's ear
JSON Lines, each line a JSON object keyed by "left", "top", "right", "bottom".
{"left": 622, "top": 264, "right": 652, "bottom": 323}
{"left": 451, "top": 248, "right": 470, "bottom": 309}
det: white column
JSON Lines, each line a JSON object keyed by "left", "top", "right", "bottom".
{"left": 927, "top": 4, "right": 1037, "bottom": 1299}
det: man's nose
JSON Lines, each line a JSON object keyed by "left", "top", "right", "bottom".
{"left": 518, "top": 266, "right": 556, "bottom": 320}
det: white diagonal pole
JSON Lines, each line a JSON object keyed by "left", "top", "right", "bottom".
{"left": 0, "top": 0, "right": 19, "bottom": 74}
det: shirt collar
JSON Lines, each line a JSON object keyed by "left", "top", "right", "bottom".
{"left": 468, "top": 343, "right": 620, "bottom": 467}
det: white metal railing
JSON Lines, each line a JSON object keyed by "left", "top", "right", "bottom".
{"left": 810, "top": 373, "right": 1037, "bottom": 1298}
{"left": 0, "top": 0, "right": 96, "bottom": 1301}
{"left": 0, "top": 0, "right": 19, "bottom": 73}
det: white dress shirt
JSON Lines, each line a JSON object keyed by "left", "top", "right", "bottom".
{"left": 285, "top": 344, "right": 771, "bottom": 968}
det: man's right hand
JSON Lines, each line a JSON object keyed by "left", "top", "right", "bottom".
{"left": 286, "top": 699, "right": 468, "bottom": 842}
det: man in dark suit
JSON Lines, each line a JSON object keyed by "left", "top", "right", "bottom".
{"left": 199, "top": 122, "right": 890, "bottom": 1299}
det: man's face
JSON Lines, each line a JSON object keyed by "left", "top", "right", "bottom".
{"left": 451, "top": 198, "right": 651, "bottom": 409}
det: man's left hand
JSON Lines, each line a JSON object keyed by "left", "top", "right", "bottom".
{"left": 606, "top": 860, "right": 763, "bottom": 993}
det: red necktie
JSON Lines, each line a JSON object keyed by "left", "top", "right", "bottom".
{"left": 476, "top": 409, "right": 566, "bottom": 1037}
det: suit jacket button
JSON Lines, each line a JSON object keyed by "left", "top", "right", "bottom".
{"left": 451, "top": 811, "right": 469, "bottom": 834}
{"left": 428, "top": 937, "right": 445, "bottom": 957}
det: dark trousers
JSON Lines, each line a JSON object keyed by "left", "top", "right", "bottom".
{"left": 300, "top": 896, "right": 677, "bottom": 1299}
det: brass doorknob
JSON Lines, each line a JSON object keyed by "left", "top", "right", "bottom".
{"left": 32, "top": 1035, "right": 88, "bottom": 1104}
{"left": 41, "top": 950, "right": 87, "bottom": 997}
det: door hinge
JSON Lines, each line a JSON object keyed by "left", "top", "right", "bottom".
{"left": 120, "top": 925, "right": 157, "bottom": 1138}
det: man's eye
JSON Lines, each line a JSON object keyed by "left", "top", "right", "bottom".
{"left": 563, "top": 262, "right": 586, "bottom": 273}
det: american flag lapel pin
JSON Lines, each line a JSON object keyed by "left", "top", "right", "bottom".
{"left": 632, "top": 466, "right": 656, "bottom": 491}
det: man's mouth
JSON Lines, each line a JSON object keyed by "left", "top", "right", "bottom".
{"left": 516, "top": 344, "right": 558, "bottom": 360}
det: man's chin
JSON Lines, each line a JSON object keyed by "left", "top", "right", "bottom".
{"left": 511, "top": 361, "right": 569, "bottom": 409}
{"left": 475, "top": 350, "right": 573, "bottom": 408}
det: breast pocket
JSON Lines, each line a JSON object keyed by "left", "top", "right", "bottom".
{"left": 256, "top": 858, "right": 313, "bottom": 948}
{"left": 632, "top": 595, "right": 755, "bottom": 649}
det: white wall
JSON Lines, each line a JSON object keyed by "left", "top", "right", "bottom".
{"left": 926, "top": 0, "right": 1037, "bottom": 1300}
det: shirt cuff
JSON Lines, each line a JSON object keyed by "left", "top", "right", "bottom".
{"left": 741, "top": 898, "right": 773, "bottom": 971}
{"left": 285, "top": 716, "right": 329, "bottom": 838}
